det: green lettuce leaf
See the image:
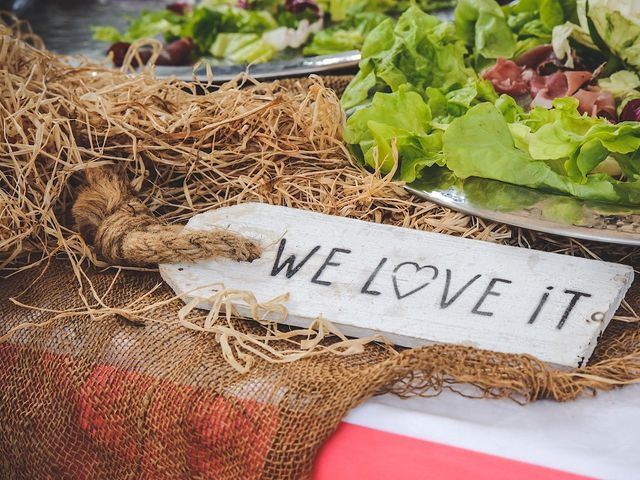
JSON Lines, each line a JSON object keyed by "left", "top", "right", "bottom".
{"left": 316, "top": 0, "right": 395, "bottom": 22}
{"left": 344, "top": 88, "right": 444, "bottom": 182}
{"left": 427, "top": 79, "right": 498, "bottom": 123}
{"left": 183, "top": 6, "right": 278, "bottom": 53}
{"left": 303, "top": 12, "right": 387, "bottom": 56}
{"left": 210, "top": 33, "right": 276, "bottom": 63}
{"left": 454, "top": 0, "right": 517, "bottom": 58}
{"left": 91, "top": 26, "right": 123, "bottom": 43}
{"left": 509, "top": 97, "right": 640, "bottom": 182}
{"left": 316, "top": 0, "right": 455, "bottom": 22}
{"left": 551, "top": 21, "right": 598, "bottom": 68}
{"left": 455, "top": 0, "right": 577, "bottom": 63}
{"left": 552, "top": 1, "right": 640, "bottom": 72}
{"left": 586, "top": 0, "right": 640, "bottom": 70}
{"left": 92, "top": 10, "right": 185, "bottom": 44}
{"left": 443, "top": 102, "right": 640, "bottom": 205}
{"left": 599, "top": 71, "right": 640, "bottom": 98}
{"left": 125, "top": 10, "right": 184, "bottom": 41}
{"left": 180, "top": 7, "right": 224, "bottom": 53}
{"left": 341, "top": 7, "right": 475, "bottom": 110}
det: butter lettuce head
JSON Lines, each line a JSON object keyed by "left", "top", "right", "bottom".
{"left": 341, "top": 6, "right": 476, "bottom": 110}
{"left": 344, "top": 87, "right": 444, "bottom": 182}
{"left": 586, "top": 0, "right": 640, "bottom": 69}
{"left": 443, "top": 102, "right": 640, "bottom": 204}
{"left": 553, "top": 0, "right": 640, "bottom": 70}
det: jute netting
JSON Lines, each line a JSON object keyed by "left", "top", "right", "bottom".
{"left": 1, "top": 18, "right": 640, "bottom": 479}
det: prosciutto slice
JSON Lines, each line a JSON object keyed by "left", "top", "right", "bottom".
{"left": 515, "top": 44, "right": 568, "bottom": 75}
{"left": 483, "top": 43, "right": 618, "bottom": 121}
{"left": 482, "top": 58, "right": 529, "bottom": 96}
{"left": 574, "top": 88, "right": 617, "bottom": 121}
{"left": 529, "top": 70, "right": 592, "bottom": 107}
{"left": 529, "top": 71, "right": 569, "bottom": 98}
{"left": 515, "top": 45, "right": 555, "bottom": 69}
{"left": 565, "top": 71, "right": 593, "bottom": 95}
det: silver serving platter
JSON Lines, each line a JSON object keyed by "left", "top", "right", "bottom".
{"left": 408, "top": 179, "right": 640, "bottom": 246}
{"left": 156, "top": 50, "right": 361, "bottom": 82}
{"left": 22, "top": 0, "right": 360, "bottom": 81}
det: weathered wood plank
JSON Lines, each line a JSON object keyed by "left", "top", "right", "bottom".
{"left": 160, "top": 203, "right": 634, "bottom": 368}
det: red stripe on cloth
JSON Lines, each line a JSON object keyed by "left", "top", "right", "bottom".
{"left": 312, "top": 422, "right": 592, "bottom": 480}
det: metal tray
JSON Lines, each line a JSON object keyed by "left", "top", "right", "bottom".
{"left": 156, "top": 50, "right": 361, "bottom": 83}
{"left": 408, "top": 178, "right": 640, "bottom": 246}
{"left": 23, "top": 0, "right": 360, "bottom": 81}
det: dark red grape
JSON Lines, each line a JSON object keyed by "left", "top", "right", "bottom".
{"left": 156, "top": 38, "right": 194, "bottom": 66}
{"left": 166, "top": 2, "right": 189, "bottom": 15}
{"left": 108, "top": 38, "right": 194, "bottom": 68}
{"left": 107, "top": 42, "right": 152, "bottom": 67}
{"left": 621, "top": 98, "right": 640, "bottom": 122}
{"left": 284, "top": 0, "right": 320, "bottom": 17}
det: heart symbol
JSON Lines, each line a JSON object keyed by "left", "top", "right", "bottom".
{"left": 392, "top": 262, "right": 438, "bottom": 300}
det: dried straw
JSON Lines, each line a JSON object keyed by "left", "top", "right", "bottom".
{"left": 0, "top": 18, "right": 497, "bottom": 368}
{"left": 1, "top": 15, "right": 639, "bottom": 377}
{"left": 0, "top": 19, "right": 495, "bottom": 274}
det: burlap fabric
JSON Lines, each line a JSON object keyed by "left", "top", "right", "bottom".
{"left": 2, "top": 21, "right": 640, "bottom": 479}
{"left": 2, "top": 255, "right": 640, "bottom": 479}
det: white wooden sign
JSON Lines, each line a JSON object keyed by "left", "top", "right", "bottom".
{"left": 159, "top": 203, "right": 634, "bottom": 368}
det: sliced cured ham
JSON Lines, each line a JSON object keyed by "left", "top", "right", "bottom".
{"left": 515, "top": 45, "right": 555, "bottom": 69}
{"left": 564, "top": 71, "right": 593, "bottom": 95}
{"left": 515, "top": 44, "right": 567, "bottom": 75}
{"left": 573, "top": 88, "right": 617, "bottom": 121}
{"left": 482, "top": 58, "right": 529, "bottom": 96}
{"left": 529, "top": 71, "right": 568, "bottom": 98}
{"left": 483, "top": 44, "right": 617, "bottom": 120}
{"left": 529, "top": 70, "right": 593, "bottom": 107}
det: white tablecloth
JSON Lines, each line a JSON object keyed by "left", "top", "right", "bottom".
{"left": 314, "top": 384, "right": 640, "bottom": 479}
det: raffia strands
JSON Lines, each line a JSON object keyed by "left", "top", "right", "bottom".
{"left": 0, "top": 20, "right": 504, "bottom": 274}
{"left": 1, "top": 16, "right": 640, "bottom": 419}
{"left": 0, "top": 20, "right": 510, "bottom": 377}
{"left": 2, "top": 19, "right": 640, "bottom": 480}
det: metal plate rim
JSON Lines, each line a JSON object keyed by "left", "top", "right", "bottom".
{"left": 406, "top": 186, "right": 640, "bottom": 247}
{"left": 154, "top": 50, "right": 362, "bottom": 83}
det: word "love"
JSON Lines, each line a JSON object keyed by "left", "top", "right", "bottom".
{"left": 270, "top": 239, "right": 592, "bottom": 330}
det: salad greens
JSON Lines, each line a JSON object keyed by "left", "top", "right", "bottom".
{"left": 455, "top": 0, "right": 579, "bottom": 64}
{"left": 553, "top": 0, "right": 640, "bottom": 70}
{"left": 93, "top": 10, "right": 186, "bottom": 44}
{"left": 93, "top": 0, "right": 456, "bottom": 64}
{"left": 343, "top": 1, "right": 640, "bottom": 206}
{"left": 302, "top": 12, "right": 387, "bottom": 56}
{"left": 341, "top": 9, "right": 486, "bottom": 111}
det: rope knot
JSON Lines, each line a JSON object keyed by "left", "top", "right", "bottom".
{"left": 73, "top": 166, "right": 262, "bottom": 266}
